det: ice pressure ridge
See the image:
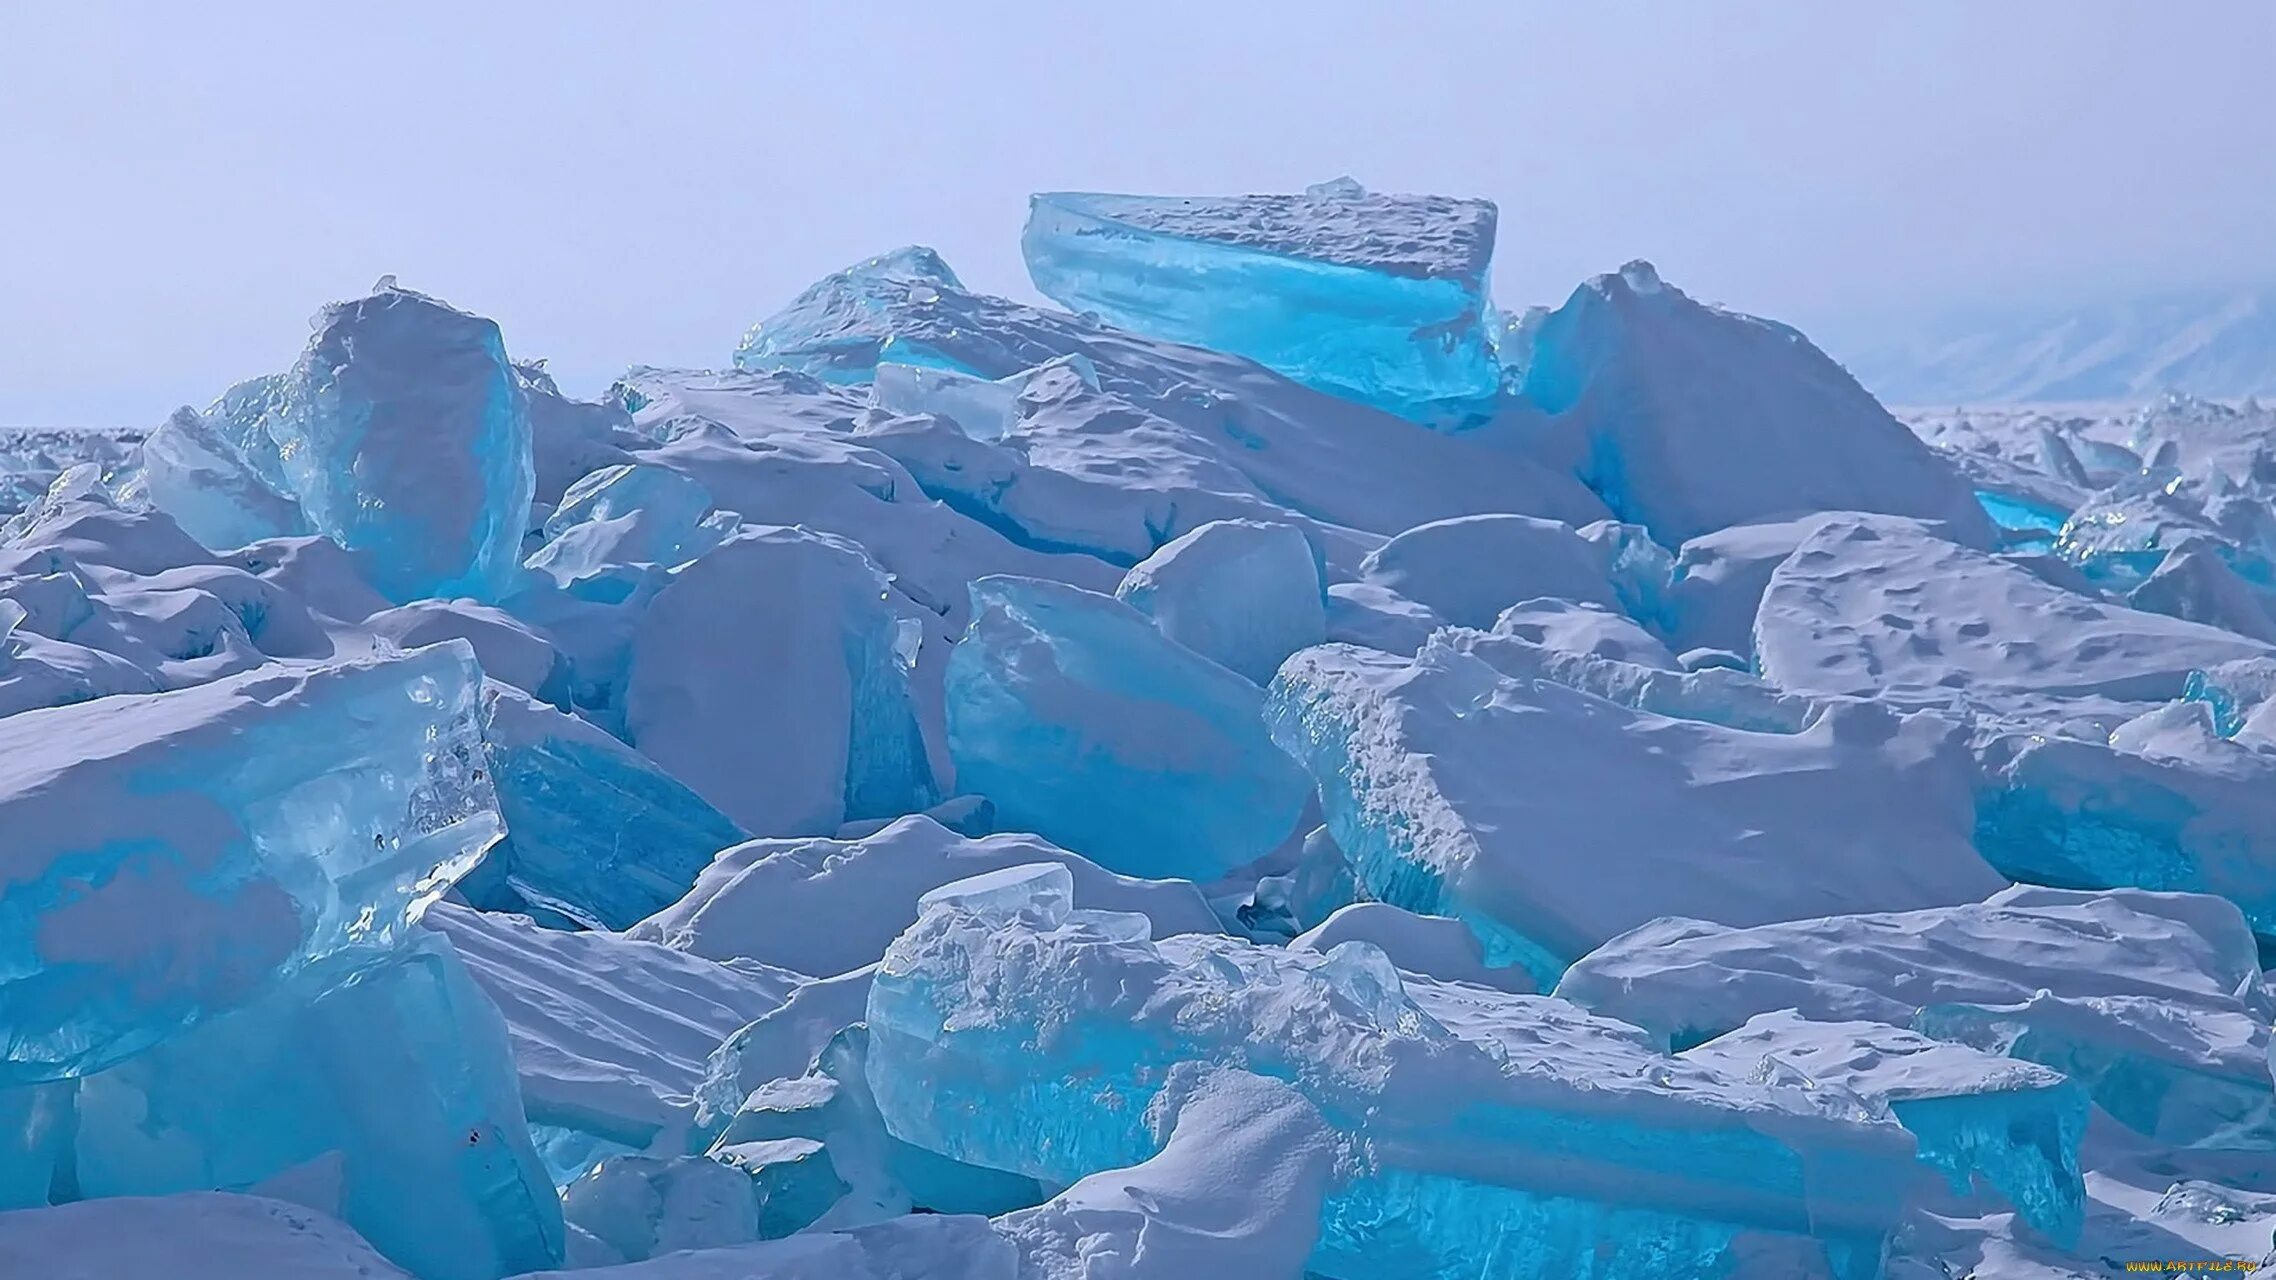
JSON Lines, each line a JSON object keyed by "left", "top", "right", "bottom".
{"left": 8, "top": 179, "right": 2276, "bottom": 1279}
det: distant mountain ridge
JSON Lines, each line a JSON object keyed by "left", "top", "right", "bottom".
{"left": 1834, "top": 286, "right": 2276, "bottom": 406}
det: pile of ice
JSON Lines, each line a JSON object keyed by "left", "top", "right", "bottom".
{"left": 9, "top": 180, "right": 2276, "bottom": 1279}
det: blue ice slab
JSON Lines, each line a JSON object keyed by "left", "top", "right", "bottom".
{"left": 1023, "top": 186, "right": 1502, "bottom": 426}
{"left": 1266, "top": 638, "right": 1998, "bottom": 989}
{"left": 266, "top": 287, "right": 535, "bottom": 603}
{"left": 732, "top": 247, "right": 974, "bottom": 383}
{"left": 1115, "top": 518, "right": 1325, "bottom": 685}
{"left": 1974, "top": 489, "right": 2069, "bottom": 554}
{"left": 866, "top": 866, "right": 1921, "bottom": 1280}
{"left": 471, "top": 685, "right": 749, "bottom": 931}
{"left": 0, "top": 644, "right": 500, "bottom": 1084}
{"left": 624, "top": 527, "right": 936, "bottom": 837}
{"left": 944, "top": 575, "right": 1311, "bottom": 881}
{"left": 525, "top": 463, "right": 739, "bottom": 596}
{"left": 1683, "top": 1011, "right": 2088, "bottom": 1244}
{"left": 137, "top": 405, "right": 310, "bottom": 552}
{"left": 72, "top": 932, "right": 564, "bottom": 1280}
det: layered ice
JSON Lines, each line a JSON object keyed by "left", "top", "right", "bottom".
{"left": 1265, "top": 636, "right": 2001, "bottom": 986}
{"left": 1022, "top": 184, "right": 1502, "bottom": 425}
{"left": 265, "top": 288, "right": 536, "bottom": 603}
{"left": 474, "top": 684, "right": 750, "bottom": 930}
{"left": 1113, "top": 518, "right": 1324, "bottom": 684}
{"left": 865, "top": 865, "right": 1923, "bottom": 1280}
{"left": 0, "top": 644, "right": 499, "bottom": 1082}
{"left": 1974, "top": 699, "right": 2276, "bottom": 937}
{"left": 627, "top": 814, "right": 1220, "bottom": 977}
{"left": 1515, "top": 261, "right": 1993, "bottom": 547}
{"left": 624, "top": 526, "right": 934, "bottom": 837}
{"left": 944, "top": 575, "right": 1310, "bottom": 881}
{"left": 71, "top": 932, "right": 562, "bottom": 1280}
{"left": 1682, "top": 1010, "right": 2089, "bottom": 1243}
{"left": 1556, "top": 885, "right": 2276, "bottom": 1148}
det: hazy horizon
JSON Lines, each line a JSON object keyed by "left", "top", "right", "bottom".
{"left": 3, "top": 2, "right": 2271, "bottom": 426}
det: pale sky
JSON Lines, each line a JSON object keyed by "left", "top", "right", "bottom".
{"left": 2, "top": 2, "right": 2270, "bottom": 424}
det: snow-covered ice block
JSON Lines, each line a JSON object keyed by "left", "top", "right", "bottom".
{"left": 945, "top": 575, "right": 1310, "bottom": 881}
{"left": 1755, "top": 514, "right": 2272, "bottom": 719}
{"left": 2127, "top": 539, "right": 2276, "bottom": 642}
{"left": 870, "top": 354, "right": 1099, "bottom": 442}
{"left": 476, "top": 685, "right": 750, "bottom": 930}
{"left": 1975, "top": 700, "right": 2276, "bottom": 937}
{"left": 0, "top": 644, "right": 498, "bottom": 1083}
{"left": 1490, "top": 598, "right": 1679, "bottom": 669}
{"left": 266, "top": 287, "right": 535, "bottom": 603}
{"left": 867, "top": 866, "right": 1922, "bottom": 1280}
{"left": 1022, "top": 184, "right": 1502, "bottom": 426}
{"left": 708, "top": 1024, "right": 1042, "bottom": 1228}
{"left": 625, "top": 527, "right": 934, "bottom": 837}
{"left": 628, "top": 814, "right": 1220, "bottom": 977}
{"left": 1914, "top": 992, "right": 2276, "bottom": 1151}
{"left": 424, "top": 903, "right": 798, "bottom": 1161}
{"left": 562, "top": 1155, "right": 759, "bottom": 1267}
{"left": 367, "top": 600, "right": 568, "bottom": 704}
{"left": 997, "top": 1067, "right": 1337, "bottom": 1280}
{"left": 725, "top": 248, "right": 1611, "bottom": 549}
{"left": 525, "top": 463, "right": 737, "bottom": 594}
{"left": 1456, "top": 625, "right": 1819, "bottom": 734}
{"left": 1114, "top": 518, "right": 1324, "bottom": 684}
{"left": 73, "top": 932, "right": 562, "bottom": 1280}
{"left": 1290, "top": 902, "right": 1532, "bottom": 994}
{"left": 1265, "top": 637, "right": 2000, "bottom": 986}
{"left": 1356, "top": 513, "right": 1621, "bottom": 629}
{"left": 698, "top": 968, "right": 878, "bottom": 1128}
{"left": 1557, "top": 885, "right": 2276, "bottom": 1150}
{"left": 137, "top": 404, "right": 309, "bottom": 552}
{"left": 1519, "top": 261, "right": 1993, "bottom": 547}
{"left": 0, "top": 1192, "right": 415, "bottom": 1280}
{"left": 1683, "top": 1010, "right": 2089, "bottom": 1243}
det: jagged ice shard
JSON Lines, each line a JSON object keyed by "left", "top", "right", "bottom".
{"left": 1022, "top": 182, "right": 1503, "bottom": 425}
{"left": 865, "top": 865, "right": 1922, "bottom": 1280}
{"left": 0, "top": 643, "right": 499, "bottom": 1083}
{"left": 266, "top": 287, "right": 536, "bottom": 603}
